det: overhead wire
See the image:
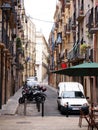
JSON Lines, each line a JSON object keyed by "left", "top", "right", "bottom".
{"left": 27, "top": 15, "right": 54, "bottom": 24}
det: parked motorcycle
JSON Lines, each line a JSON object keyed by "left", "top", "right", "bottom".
{"left": 18, "top": 84, "right": 47, "bottom": 104}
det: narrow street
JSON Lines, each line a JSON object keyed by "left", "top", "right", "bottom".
{"left": 0, "top": 85, "right": 88, "bottom": 130}
{"left": 0, "top": 0, "right": 98, "bottom": 130}
{"left": 17, "top": 85, "right": 61, "bottom": 116}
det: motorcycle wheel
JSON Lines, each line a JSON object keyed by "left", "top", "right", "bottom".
{"left": 18, "top": 97, "right": 25, "bottom": 104}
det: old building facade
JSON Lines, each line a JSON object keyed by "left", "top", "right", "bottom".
{"left": 49, "top": 0, "right": 98, "bottom": 104}
{"left": 0, "top": 0, "right": 37, "bottom": 108}
{"left": 0, "top": 0, "right": 19, "bottom": 108}
{"left": 22, "top": 16, "right": 36, "bottom": 82}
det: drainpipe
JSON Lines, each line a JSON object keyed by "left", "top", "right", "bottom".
{"left": 0, "top": 49, "right": 3, "bottom": 109}
{"left": 0, "top": 9, "right": 4, "bottom": 108}
{"left": 4, "top": 53, "right": 7, "bottom": 103}
{"left": 0, "top": 49, "right": 1, "bottom": 109}
{"left": 93, "top": 34, "right": 97, "bottom": 105}
{"left": 93, "top": 0, "right": 97, "bottom": 105}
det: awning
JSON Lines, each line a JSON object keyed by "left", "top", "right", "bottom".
{"left": 51, "top": 62, "right": 98, "bottom": 76}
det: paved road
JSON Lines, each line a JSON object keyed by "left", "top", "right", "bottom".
{"left": 17, "top": 85, "right": 61, "bottom": 116}
{"left": 0, "top": 85, "right": 88, "bottom": 130}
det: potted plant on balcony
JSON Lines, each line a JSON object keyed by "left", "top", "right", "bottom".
{"left": 16, "top": 37, "right": 22, "bottom": 49}
{"left": 80, "top": 43, "right": 90, "bottom": 54}
{"left": 16, "top": 37, "right": 24, "bottom": 55}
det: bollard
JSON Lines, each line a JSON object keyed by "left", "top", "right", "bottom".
{"left": 24, "top": 98, "right": 27, "bottom": 115}
{"left": 66, "top": 102, "right": 69, "bottom": 117}
{"left": 42, "top": 101, "right": 44, "bottom": 117}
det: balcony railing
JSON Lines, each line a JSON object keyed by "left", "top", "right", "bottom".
{"left": 67, "top": 43, "right": 85, "bottom": 62}
{"left": 71, "top": 12, "right": 76, "bottom": 32}
{"left": 76, "top": 9, "right": 84, "bottom": 21}
{"left": 85, "top": 9, "right": 91, "bottom": 28}
{"left": 64, "top": 0, "right": 70, "bottom": 8}
{"left": 88, "top": 7, "right": 98, "bottom": 33}
{"left": 95, "top": 6, "right": 98, "bottom": 27}
{"left": 64, "top": 24, "right": 71, "bottom": 36}
{"left": 71, "top": 23, "right": 76, "bottom": 33}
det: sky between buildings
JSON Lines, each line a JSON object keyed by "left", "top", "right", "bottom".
{"left": 24, "top": 0, "right": 57, "bottom": 42}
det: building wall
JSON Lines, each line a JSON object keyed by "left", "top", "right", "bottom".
{"left": 36, "top": 35, "right": 42, "bottom": 82}
{"left": 49, "top": 0, "right": 98, "bottom": 104}
{"left": 35, "top": 32, "right": 49, "bottom": 83}
{"left": 22, "top": 16, "right": 36, "bottom": 82}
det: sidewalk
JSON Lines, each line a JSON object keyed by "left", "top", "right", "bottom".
{"left": 0, "top": 85, "right": 56, "bottom": 115}
{"left": 0, "top": 88, "right": 22, "bottom": 115}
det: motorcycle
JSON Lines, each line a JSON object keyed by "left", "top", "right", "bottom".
{"left": 18, "top": 84, "right": 47, "bottom": 104}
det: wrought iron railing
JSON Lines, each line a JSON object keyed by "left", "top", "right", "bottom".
{"left": 95, "top": 6, "right": 98, "bottom": 27}
{"left": 67, "top": 43, "right": 82, "bottom": 61}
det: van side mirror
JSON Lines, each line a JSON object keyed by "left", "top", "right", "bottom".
{"left": 58, "top": 97, "right": 61, "bottom": 99}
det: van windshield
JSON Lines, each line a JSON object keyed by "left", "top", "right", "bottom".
{"left": 62, "top": 91, "right": 85, "bottom": 98}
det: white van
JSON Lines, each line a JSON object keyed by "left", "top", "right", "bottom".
{"left": 57, "top": 82, "right": 89, "bottom": 115}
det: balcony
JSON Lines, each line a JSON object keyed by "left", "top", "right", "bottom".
{"left": 67, "top": 43, "right": 85, "bottom": 62}
{"left": 89, "top": 6, "right": 98, "bottom": 34}
{"left": 90, "top": 26, "right": 98, "bottom": 34}
{"left": 76, "top": 9, "right": 84, "bottom": 22}
{"left": 65, "top": 0, "right": 70, "bottom": 8}
{"left": 85, "top": 9, "right": 91, "bottom": 28}
{"left": 9, "top": 12, "right": 17, "bottom": 29}
{"left": 95, "top": 5, "right": 98, "bottom": 25}
{"left": 71, "top": 12, "right": 76, "bottom": 33}
{"left": 71, "top": 23, "right": 76, "bottom": 33}
{"left": 64, "top": 24, "right": 71, "bottom": 36}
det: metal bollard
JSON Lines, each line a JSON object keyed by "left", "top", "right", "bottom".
{"left": 42, "top": 101, "right": 44, "bottom": 117}
{"left": 24, "top": 99, "right": 27, "bottom": 116}
{"left": 66, "top": 102, "right": 69, "bottom": 117}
